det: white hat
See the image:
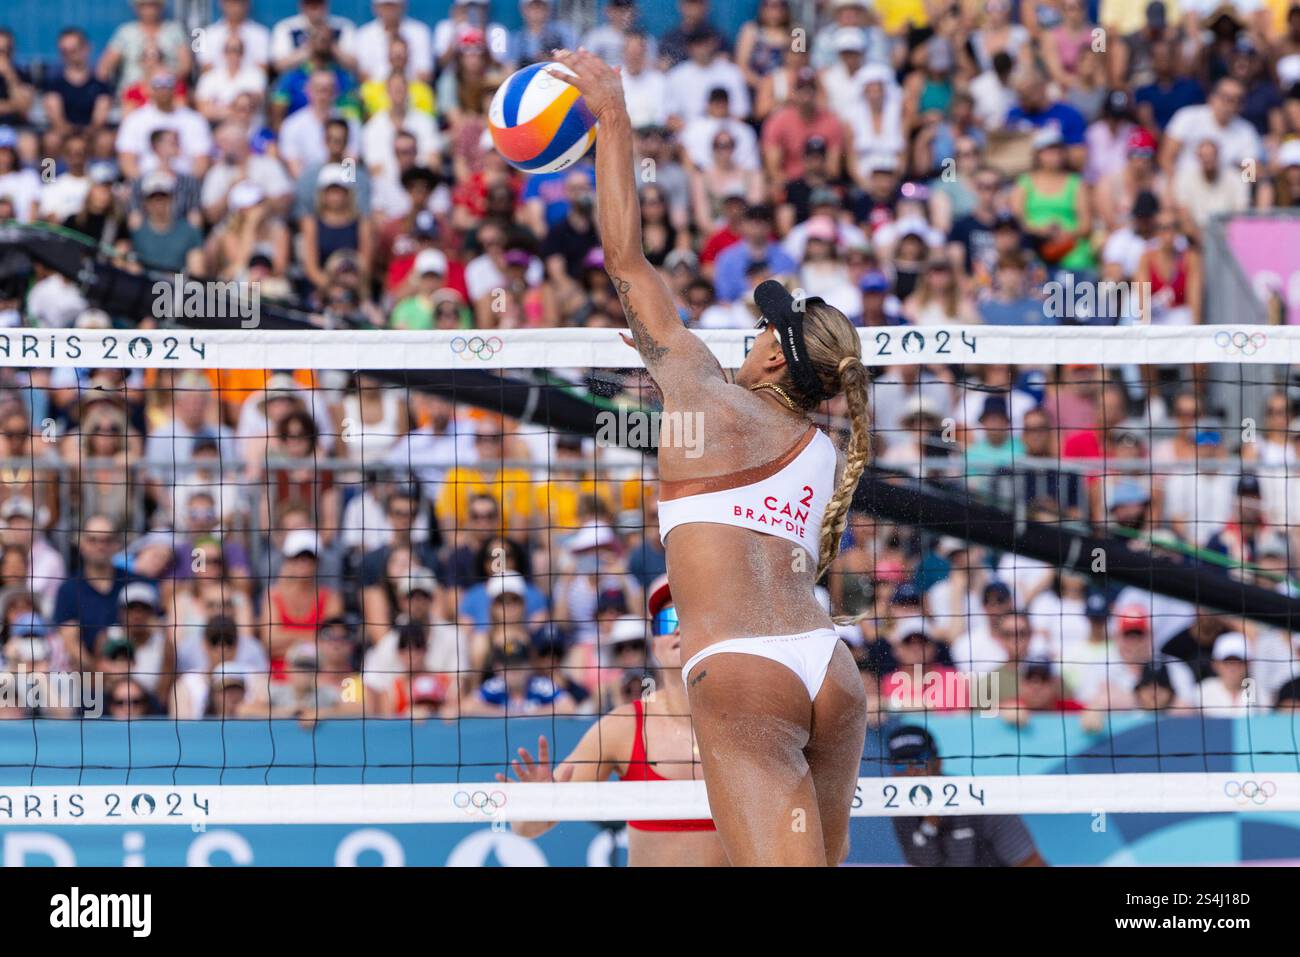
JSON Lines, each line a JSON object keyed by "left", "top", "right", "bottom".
{"left": 1212, "top": 632, "right": 1248, "bottom": 662}
{"left": 486, "top": 572, "right": 527, "bottom": 601}
{"left": 119, "top": 581, "right": 161, "bottom": 611}
{"left": 141, "top": 170, "right": 176, "bottom": 196}
{"left": 286, "top": 641, "right": 319, "bottom": 666}
{"left": 609, "top": 616, "right": 647, "bottom": 645}
{"left": 211, "top": 661, "right": 250, "bottom": 688}
{"left": 832, "top": 26, "right": 867, "bottom": 53}
{"left": 282, "top": 528, "right": 320, "bottom": 559}
{"left": 316, "top": 163, "right": 354, "bottom": 191}
{"left": 414, "top": 248, "right": 448, "bottom": 276}
{"left": 228, "top": 180, "right": 265, "bottom": 211}
{"left": 567, "top": 523, "right": 617, "bottom": 553}
{"left": 1278, "top": 139, "right": 1300, "bottom": 169}
{"left": 1278, "top": 53, "right": 1300, "bottom": 89}
{"left": 402, "top": 567, "right": 438, "bottom": 596}
{"left": 856, "top": 62, "right": 894, "bottom": 89}
{"left": 902, "top": 393, "right": 943, "bottom": 422}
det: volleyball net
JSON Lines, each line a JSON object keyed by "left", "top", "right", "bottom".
{"left": 0, "top": 323, "right": 1298, "bottom": 832}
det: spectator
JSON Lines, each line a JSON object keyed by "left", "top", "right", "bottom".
{"left": 887, "top": 725, "right": 1047, "bottom": 866}
{"left": 197, "top": 0, "right": 272, "bottom": 73}
{"left": 115, "top": 72, "right": 212, "bottom": 180}
{"left": 96, "top": 0, "right": 193, "bottom": 98}
{"left": 582, "top": 0, "right": 654, "bottom": 69}
{"left": 271, "top": 0, "right": 357, "bottom": 74}
{"left": 42, "top": 28, "right": 113, "bottom": 132}
{"left": 129, "top": 170, "right": 203, "bottom": 272}
{"left": 355, "top": 0, "right": 431, "bottom": 84}
{"left": 666, "top": 30, "right": 749, "bottom": 124}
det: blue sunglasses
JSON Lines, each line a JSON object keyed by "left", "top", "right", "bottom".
{"left": 653, "top": 606, "right": 679, "bottom": 636}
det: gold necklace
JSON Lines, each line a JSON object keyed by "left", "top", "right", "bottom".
{"left": 749, "top": 382, "right": 801, "bottom": 414}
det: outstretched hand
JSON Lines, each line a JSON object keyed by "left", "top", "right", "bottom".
{"left": 546, "top": 48, "right": 625, "bottom": 123}
{"left": 495, "top": 735, "right": 574, "bottom": 784}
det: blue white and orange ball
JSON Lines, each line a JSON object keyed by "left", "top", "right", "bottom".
{"left": 488, "top": 62, "right": 598, "bottom": 174}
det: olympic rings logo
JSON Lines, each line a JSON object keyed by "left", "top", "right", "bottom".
{"left": 1214, "top": 331, "right": 1267, "bottom": 357}
{"left": 453, "top": 790, "right": 508, "bottom": 816}
{"left": 1223, "top": 779, "right": 1277, "bottom": 805}
{"left": 451, "top": 335, "right": 505, "bottom": 360}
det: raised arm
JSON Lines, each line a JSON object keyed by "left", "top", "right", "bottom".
{"left": 547, "top": 50, "right": 723, "bottom": 390}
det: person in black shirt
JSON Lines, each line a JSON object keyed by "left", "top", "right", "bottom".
{"left": 1160, "top": 614, "right": 1228, "bottom": 684}
{"left": 658, "top": 0, "right": 728, "bottom": 67}
{"left": 946, "top": 166, "right": 1003, "bottom": 278}
{"left": 888, "top": 725, "right": 1047, "bottom": 867}
{"left": 43, "top": 28, "right": 113, "bottom": 131}
{"left": 0, "top": 29, "right": 33, "bottom": 128}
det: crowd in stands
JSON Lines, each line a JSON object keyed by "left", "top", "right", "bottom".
{"left": 0, "top": 0, "right": 1296, "bottom": 722}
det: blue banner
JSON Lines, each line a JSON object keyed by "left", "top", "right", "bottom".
{"left": 1, "top": 715, "right": 1298, "bottom": 865}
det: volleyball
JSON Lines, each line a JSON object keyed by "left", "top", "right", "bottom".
{"left": 488, "top": 61, "right": 598, "bottom": 174}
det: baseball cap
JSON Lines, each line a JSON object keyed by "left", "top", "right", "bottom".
{"left": 486, "top": 572, "right": 528, "bottom": 601}
{"left": 0, "top": 127, "right": 16, "bottom": 150}
{"left": 414, "top": 248, "right": 448, "bottom": 276}
{"left": 228, "top": 180, "right": 264, "bottom": 211}
{"left": 978, "top": 394, "right": 1010, "bottom": 422}
{"left": 1032, "top": 125, "right": 1064, "bottom": 150}
{"left": 805, "top": 135, "right": 828, "bottom": 156}
{"left": 141, "top": 170, "right": 176, "bottom": 197}
{"left": 1104, "top": 89, "right": 1133, "bottom": 118}
{"left": 412, "top": 209, "right": 439, "bottom": 239}
{"left": 149, "top": 72, "right": 177, "bottom": 90}
{"left": 401, "top": 567, "right": 437, "bottom": 596}
{"left": 1084, "top": 587, "right": 1112, "bottom": 620}
{"left": 982, "top": 580, "right": 1012, "bottom": 604}
{"left": 609, "top": 616, "right": 647, "bottom": 647}
{"left": 1109, "top": 481, "right": 1151, "bottom": 509}
{"left": 887, "top": 725, "right": 938, "bottom": 762}
{"left": 1132, "top": 190, "right": 1161, "bottom": 219}
{"left": 646, "top": 574, "right": 672, "bottom": 618}
{"left": 1212, "top": 632, "right": 1248, "bottom": 661}
{"left": 567, "top": 523, "right": 617, "bottom": 553}
{"left": 282, "top": 528, "right": 320, "bottom": 559}
{"left": 316, "top": 163, "right": 354, "bottom": 191}
{"left": 859, "top": 270, "right": 890, "bottom": 293}
{"left": 119, "top": 581, "right": 161, "bottom": 611}
{"left": 1137, "top": 661, "right": 1173, "bottom": 690}
{"left": 1115, "top": 605, "right": 1151, "bottom": 634}
{"left": 9, "top": 612, "right": 49, "bottom": 639}
{"left": 1237, "top": 473, "right": 1262, "bottom": 497}
{"left": 832, "top": 26, "right": 867, "bottom": 53}
{"left": 1279, "top": 139, "right": 1300, "bottom": 169}
{"left": 1128, "top": 127, "right": 1159, "bottom": 157}
{"left": 891, "top": 582, "right": 921, "bottom": 606}
{"left": 1, "top": 497, "right": 34, "bottom": 521}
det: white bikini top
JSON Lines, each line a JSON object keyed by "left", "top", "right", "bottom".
{"left": 658, "top": 426, "right": 838, "bottom": 562}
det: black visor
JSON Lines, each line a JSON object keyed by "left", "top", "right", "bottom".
{"left": 753, "top": 280, "right": 829, "bottom": 402}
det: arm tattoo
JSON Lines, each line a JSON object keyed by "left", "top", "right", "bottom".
{"left": 689, "top": 669, "right": 707, "bottom": 688}
{"left": 612, "top": 275, "right": 669, "bottom": 366}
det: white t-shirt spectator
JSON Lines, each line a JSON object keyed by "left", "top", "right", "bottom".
{"left": 196, "top": 18, "right": 271, "bottom": 70}
{"left": 270, "top": 13, "right": 357, "bottom": 65}
{"left": 666, "top": 58, "right": 750, "bottom": 122}
{"left": 115, "top": 105, "right": 214, "bottom": 174}
{"left": 38, "top": 172, "right": 91, "bottom": 222}
{"left": 194, "top": 63, "right": 269, "bottom": 109}
{"left": 1165, "top": 104, "right": 1262, "bottom": 175}
{"left": 432, "top": 18, "right": 508, "bottom": 61}
{"left": 1101, "top": 226, "right": 1153, "bottom": 278}
{"left": 355, "top": 17, "right": 433, "bottom": 81}
{"left": 465, "top": 253, "right": 544, "bottom": 303}
{"left": 621, "top": 67, "right": 669, "bottom": 129}
{"left": 201, "top": 154, "right": 294, "bottom": 209}
{"left": 362, "top": 109, "right": 442, "bottom": 178}
{"left": 681, "top": 116, "right": 760, "bottom": 171}
{"left": 278, "top": 111, "right": 359, "bottom": 174}
{"left": 0, "top": 168, "right": 44, "bottom": 222}
{"left": 25, "top": 273, "right": 87, "bottom": 328}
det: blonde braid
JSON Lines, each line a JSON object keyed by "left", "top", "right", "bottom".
{"left": 815, "top": 357, "right": 871, "bottom": 582}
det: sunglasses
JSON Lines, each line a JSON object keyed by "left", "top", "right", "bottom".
{"left": 653, "top": 606, "right": 679, "bottom": 637}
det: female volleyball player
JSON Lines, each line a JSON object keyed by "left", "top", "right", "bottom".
{"left": 548, "top": 50, "right": 870, "bottom": 866}
{"left": 497, "top": 577, "right": 726, "bottom": 867}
